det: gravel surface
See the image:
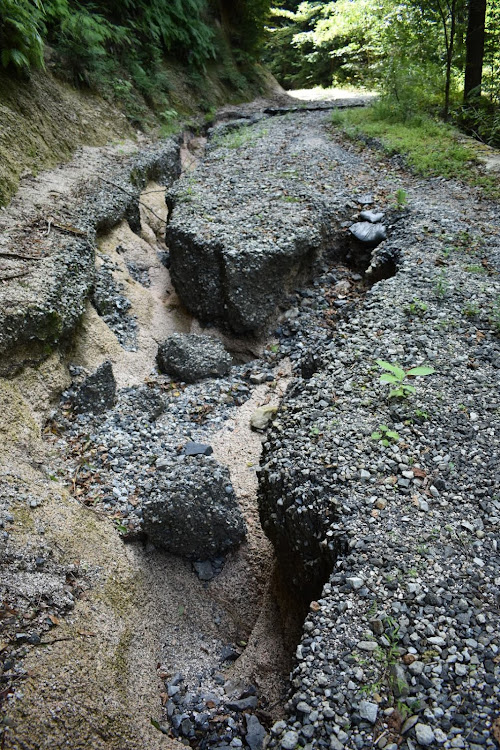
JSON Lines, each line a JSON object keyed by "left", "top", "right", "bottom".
{"left": 252, "top": 113, "right": 500, "bottom": 750}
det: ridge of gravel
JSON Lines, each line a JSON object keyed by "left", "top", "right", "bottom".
{"left": 255, "top": 114, "right": 500, "bottom": 750}
{"left": 165, "top": 112, "right": 368, "bottom": 335}
{"left": 0, "top": 136, "right": 180, "bottom": 375}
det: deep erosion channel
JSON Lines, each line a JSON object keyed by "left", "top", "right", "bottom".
{"left": 1, "top": 105, "right": 499, "bottom": 750}
{"left": 41, "top": 125, "right": 372, "bottom": 747}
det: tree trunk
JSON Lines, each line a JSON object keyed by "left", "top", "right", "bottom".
{"left": 464, "top": 0, "right": 487, "bottom": 100}
{"left": 444, "top": 0, "right": 456, "bottom": 120}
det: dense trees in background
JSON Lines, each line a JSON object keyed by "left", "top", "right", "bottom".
{"left": 1, "top": 0, "right": 498, "bottom": 145}
{"left": 0, "top": 0, "right": 271, "bottom": 122}
{"left": 265, "top": 0, "right": 499, "bottom": 144}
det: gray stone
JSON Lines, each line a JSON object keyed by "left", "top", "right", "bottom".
{"left": 415, "top": 723, "right": 435, "bottom": 746}
{"left": 360, "top": 210, "right": 385, "bottom": 223}
{"left": 349, "top": 222, "right": 387, "bottom": 245}
{"left": 72, "top": 361, "right": 116, "bottom": 414}
{"left": 226, "top": 696, "right": 258, "bottom": 712}
{"left": 183, "top": 442, "right": 213, "bottom": 456}
{"left": 390, "top": 664, "right": 409, "bottom": 697}
{"left": 401, "top": 716, "right": 419, "bottom": 734}
{"left": 245, "top": 714, "right": 267, "bottom": 750}
{"left": 357, "top": 641, "right": 378, "bottom": 651}
{"left": 142, "top": 456, "right": 246, "bottom": 559}
{"left": 370, "top": 618, "right": 385, "bottom": 635}
{"left": 357, "top": 193, "right": 373, "bottom": 205}
{"left": 408, "top": 661, "right": 425, "bottom": 675}
{"left": 193, "top": 561, "right": 214, "bottom": 581}
{"left": 271, "top": 721, "right": 287, "bottom": 736}
{"left": 346, "top": 577, "right": 364, "bottom": 590}
{"left": 157, "top": 333, "right": 232, "bottom": 383}
{"left": 281, "top": 731, "right": 299, "bottom": 750}
{"left": 359, "top": 700, "right": 378, "bottom": 723}
{"left": 250, "top": 405, "right": 278, "bottom": 431}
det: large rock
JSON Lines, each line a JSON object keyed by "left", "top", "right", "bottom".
{"left": 72, "top": 361, "right": 116, "bottom": 414}
{"left": 156, "top": 333, "right": 232, "bottom": 383}
{"left": 165, "top": 115, "right": 349, "bottom": 335}
{"left": 142, "top": 455, "right": 246, "bottom": 559}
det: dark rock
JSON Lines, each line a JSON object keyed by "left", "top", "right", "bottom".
{"left": 226, "top": 696, "right": 258, "bottom": 711}
{"left": 245, "top": 714, "right": 267, "bottom": 750}
{"left": 183, "top": 442, "right": 213, "bottom": 456}
{"left": 72, "top": 361, "right": 116, "bottom": 414}
{"left": 122, "top": 385, "right": 165, "bottom": 421}
{"left": 349, "top": 222, "right": 387, "bottom": 245}
{"left": 221, "top": 645, "right": 241, "bottom": 662}
{"left": 193, "top": 560, "right": 215, "bottom": 581}
{"left": 157, "top": 334, "right": 232, "bottom": 383}
{"left": 142, "top": 456, "right": 246, "bottom": 559}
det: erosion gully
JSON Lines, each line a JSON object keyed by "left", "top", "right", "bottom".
{"left": 38, "top": 125, "right": 372, "bottom": 750}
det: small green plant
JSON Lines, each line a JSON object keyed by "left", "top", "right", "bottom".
{"left": 371, "top": 424, "right": 400, "bottom": 446}
{"left": 376, "top": 360, "right": 435, "bottom": 399}
{"left": 414, "top": 408, "right": 429, "bottom": 421}
{"left": 463, "top": 301, "right": 480, "bottom": 317}
{"left": 218, "top": 125, "right": 268, "bottom": 150}
{"left": 406, "top": 298, "right": 428, "bottom": 317}
{"left": 490, "top": 295, "right": 500, "bottom": 333}
{"left": 394, "top": 188, "right": 407, "bottom": 208}
{"left": 465, "top": 264, "right": 487, "bottom": 275}
{"left": 435, "top": 270, "right": 449, "bottom": 299}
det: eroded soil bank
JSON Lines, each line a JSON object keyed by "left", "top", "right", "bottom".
{"left": 1, "top": 95, "right": 499, "bottom": 750}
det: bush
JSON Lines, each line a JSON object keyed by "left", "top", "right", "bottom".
{"left": 0, "top": 0, "right": 44, "bottom": 70}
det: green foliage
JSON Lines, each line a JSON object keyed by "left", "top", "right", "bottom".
{"left": 266, "top": 0, "right": 499, "bottom": 143}
{"left": 490, "top": 296, "right": 500, "bottom": 334}
{"left": 223, "top": 0, "right": 271, "bottom": 53}
{"left": 0, "top": 0, "right": 45, "bottom": 70}
{"left": 215, "top": 123, "right": 268, "bottom": 149}
{"left": 405, "top": 299, "right": 428, "bottom": 317}
{"left": 0, "top": 0, "right": 219, "bottom": 80}
{"left": 371, "top": 424, "right": 400, "bottom": 447}
{"left": 0, "top": 0, "right": 270, "bottom": 127}
{"left": 394, "top": 188, "right": 407, "bottom": 208}
{"left": 434, "top": 270, "right": 449, "bottom": 299}
{"left": 376, "top": 360, "right": 435, "bottom": 399}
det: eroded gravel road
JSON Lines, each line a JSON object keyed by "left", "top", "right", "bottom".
{"left": 0, "top": 97, "right": 499, "bottom": 750}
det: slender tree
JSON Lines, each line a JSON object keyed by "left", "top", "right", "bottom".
{"left": 464, "top": 0, "right": 487, "bottom": 100}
